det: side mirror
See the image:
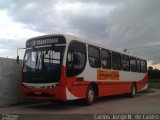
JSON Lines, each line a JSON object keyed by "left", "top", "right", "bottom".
{"left": 17, "top": 56, "right": 19, "bottom": 64}
{"left": 16, "top": 47, "right": 26, "bottom": 64}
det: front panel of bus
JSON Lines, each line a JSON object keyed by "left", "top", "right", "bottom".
{"left": 21, "top": 35, "right": 67, "bottom": 101}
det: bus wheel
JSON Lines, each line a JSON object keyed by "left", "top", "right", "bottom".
{"left": 85, "top": 85, "right": 95, "bottom": 105}
{"left": 130, "top": 84, "right": 137, "bottom": 97}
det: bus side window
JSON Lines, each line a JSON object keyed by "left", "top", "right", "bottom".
{"left": 122, "top": 55, "right": 130, "bottom": 71}
{"left": 88, "top": 46, "right": 101, "bottom": 68}
{"left": 141, "top": 60, "right": 147, "bottom": 73}
{"left": 101, "top": 49, "right": 111, "bottom": 69}
{"left": 67, "top": 41, "right": 86, "bottom": 77}
{"left": 137, "top": 59, "right": 141, "bottom": 73}
{"left": 112, "top": 52, "right": 121, "bottom": 70}
{"left": 130, "top": 57, "right": 137, "bottom": 72}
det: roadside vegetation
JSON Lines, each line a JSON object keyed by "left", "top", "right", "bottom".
{"left": 139, "top": 67, "right": 160, "bottom": 94}
{"left": 148, "top": 66, "right": 160, "bottom": 89}
{"left": 148, "top": 79, "right": 160, "bottom": 89}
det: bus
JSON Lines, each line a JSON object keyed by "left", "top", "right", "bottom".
{"left": 17, "top": 34, "right": 148, "bottom": 105}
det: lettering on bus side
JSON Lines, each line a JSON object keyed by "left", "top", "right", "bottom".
{"left": 97, "top": 70, "right": 119, "bottom": 80}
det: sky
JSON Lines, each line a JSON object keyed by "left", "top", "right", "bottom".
{"left": 0, "top": 0, "right": 159, "bottom": 69}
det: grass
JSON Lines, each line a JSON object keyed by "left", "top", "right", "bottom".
{"left": 148, "top": 79, "right": 160, "bottom": 89}
{"left": 139, "top": 89, "right": 152, "bottom": 94}
{"left": 149, "top": 79, "right": 160, "bottom": 83}
{"left": 148, "top": 82, "right": 160, "bottom": 89}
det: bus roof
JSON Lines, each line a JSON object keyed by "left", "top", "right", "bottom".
{"left": 26, "top": 34, "right": 147, "bottom": 61}
{"left": 64, "top": 34, "right": 146, "bottom": 61}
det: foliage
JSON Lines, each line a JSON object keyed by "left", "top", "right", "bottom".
{"left": 148, "top": 66, "right": 160, "bottom": 79}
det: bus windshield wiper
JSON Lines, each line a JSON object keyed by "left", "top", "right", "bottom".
{"left": 35, "top": 51, "right": 41, "bottom": 71}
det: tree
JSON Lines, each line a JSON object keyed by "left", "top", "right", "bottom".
{"left": 148, "top": 66, "right": 160, "bottom": 79}
{"left": 148, "top": 66, "right": 153, "bottom": 71}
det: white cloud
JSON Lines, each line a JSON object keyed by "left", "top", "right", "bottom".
{"left": 105, "top": 0, "right": 160, "bottom": 65}
{"left": 0, "top": 10, "right": 43, "bottom": 40}
{"left": 0, "top": 0, "right": 159, "bottom": 68}
{"left": 0, "top": 10, "right": 43, "bottom": 58}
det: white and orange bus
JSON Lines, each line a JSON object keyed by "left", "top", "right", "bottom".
{"left": 17, "top": 34, "right": 148, "bottom": 105}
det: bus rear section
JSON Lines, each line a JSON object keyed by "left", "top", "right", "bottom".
{"left": 21, "top": 35, "right": 68, "bottom": 101}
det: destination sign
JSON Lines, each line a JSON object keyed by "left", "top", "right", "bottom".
{"left": 26, "top": 35, "right": 66, "bottom": 48}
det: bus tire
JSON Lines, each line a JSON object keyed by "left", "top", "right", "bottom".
{"left": 85, "top": 85, "right": 95, "bottom": 105}
{"left": 129, "top": 84, "right": 137, "bottom": 97}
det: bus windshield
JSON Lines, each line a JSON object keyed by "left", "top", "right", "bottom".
{"left": 23, "top": 46, "right": 65, "bottom": 83}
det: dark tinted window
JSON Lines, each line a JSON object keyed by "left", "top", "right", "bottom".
{"left": 137, "top": 59, "right": 141, "bottom": 73}
{"left": 130, "top": 57, "right": 137, "bottom": 72}
{"left": 88, "top": 46, "right": 100, "bottom": 68}
{"left": 122, "top": 55, "right": 130, "bottom": 71}
{"left": 101, "top": 49, "right": 111, "bottom": 69}
{"left": 141, "top": 60, "right": 147, "bottom": 73}
{"left": 112, "top": 52, "right": 121, "bottom": 70}
{"left": 67, "top": 41, "right": 86, "bottom": 77}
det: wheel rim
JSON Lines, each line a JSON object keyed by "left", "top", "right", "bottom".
{"left": 132, "top": 86, "right": 136, "bottom": 96}
{"left": 88, "top": 89, "right": 94, "bottom": 103}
